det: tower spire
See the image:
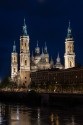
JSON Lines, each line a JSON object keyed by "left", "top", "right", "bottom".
{"left": 41, "top": 47, "right": 44, "bottom": 57}
{"left": 22, "top": 18, "right": 27, "bottom": 36}
{"left": 35, "top": 41, "right": 40, "bottom": 54}
{"left": 50, "top": 56, "right": 54, "bottom": 68}
{"left": 67, "top": 20, "right": 72, "bottom": 38}
{"left": 41, "top": 47, "right": 45, "bottom": 62}
{"left": 56, "top": 53, "right": 60, "bottom": 63}
{"left": 64, "top": 21, "right": 75, "bottom": 69}
{"left": 13, "top": 41, "right": 16, "bottom": 52}
{"left": 11, "top": 41, "right": 18, "bottom": 80}
{"left": 44, "top": 42, "right": 48, "bottom": 54}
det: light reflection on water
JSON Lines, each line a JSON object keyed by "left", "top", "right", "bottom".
{"left": 0, "top": 103, "right": 82, "bottom": 125}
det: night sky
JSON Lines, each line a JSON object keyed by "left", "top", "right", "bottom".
{"left": 0, "top": 0, "right": 83, "bottom": 79}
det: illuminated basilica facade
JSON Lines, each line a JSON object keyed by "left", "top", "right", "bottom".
{"left": 11, "top": 19, "right": 75, "bottom": 86}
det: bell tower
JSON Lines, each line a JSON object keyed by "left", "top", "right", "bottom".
{"left": 20, "top": 19, "right": 30, "bottom": 87}
{"left": 11, "top": 41, "right": 18, "bottom": 80}
{"left": 64, "top": 21, "right": 75, "bottom": 69}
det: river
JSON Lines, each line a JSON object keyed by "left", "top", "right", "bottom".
{"left": 0, "top": 102, "right": 83, "bottom": 125}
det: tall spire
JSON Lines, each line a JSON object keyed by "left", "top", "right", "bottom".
{"left": 56, "top": 53, "right": 60, "bottom": 63}
{"left": 41, "top": 47, "right": 45, "bottom": 63}
{"left": 50, "top": 56, "right": 54, "bottom": 68}
{"left": 44, "top": 42, "right": 48, "bottom": 54}
{"left": 35, "top": 41, "right": 40, "bottom": 54}
{"left": 67, "top": 21, "right": 72, "bottom": 38}
{"left": 50, "top": 56, "right": 54, "bottom": 64}
{"left": 41, "top": 47, "right": 44, "bottom": 57}
{"left": 54, "top": 52, "right": 63, "bottom": 69}
{"left": 13, "top": 41, "right": 16, "bottom": 52}
{"left": 22, "top": 18, "right": 27, "bottom": 36}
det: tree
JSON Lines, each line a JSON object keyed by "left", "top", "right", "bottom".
{"left": 0, "top": 77, "right": 14, "bottom": 88}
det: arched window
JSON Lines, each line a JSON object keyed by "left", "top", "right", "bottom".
{"left": 25, "top": 60, "right": 27, "bottom": 65}
{"left": 14, "top": 57, "right": 15, "bottom": 62}
{"left": 70, "top": 61, "right": 72, "bottom": 67}
{"left": 14, "top": 68, "right": 15, "bottom": 72}
{"left": 25, "top": 43, "right": 26, "bottom": 47}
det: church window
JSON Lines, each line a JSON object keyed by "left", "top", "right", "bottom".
{"left": 25, "top": 60, "right": 27, "bottom": 65}
{"left": 25, "top": 43, "right": 26, "bottom": 47}
{"left": 14, "top": 57, "right": 15, "bottom": 62}
{"left": 70, "top": 46, "right": 72, "bottom": 52}
{"left": 14, "top": 68, "right": 15, "bottom": 72}
{"left": 70, "top": 61, "right": 72, "bottom": 67}
{"left": 67, "top": 46, "right": 70, "bottom": 53}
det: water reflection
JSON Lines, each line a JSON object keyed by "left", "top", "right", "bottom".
{"left": 10, "top": 106, "right": 31, "bottom": 125}
{"left": 37, "top": 108, "right": 40, "bottom": 125}
{"left": 50, "top": 113, "right": 59, "bottom": 125}
{"left": 71, "top": 116, "right": 75, "bottom": 125}
{"left": 0, "top": 103, "right": 82, "bottom": 125}
{"left": 55, "top": 114, "right": 59, "bottom": 125}
{"left": 0, "top": 104, "right": 3, "bottom": 123}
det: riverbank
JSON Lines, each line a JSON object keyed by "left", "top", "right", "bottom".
{"left": 0, "top": 91, "right": 83, "bottom": 107}
{"left": 0, "top": 91, "right": 41, "bottom": 106}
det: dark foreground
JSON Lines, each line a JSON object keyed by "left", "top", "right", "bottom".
{"left": 0, "top": 91, "right": 83, "bottom": 107}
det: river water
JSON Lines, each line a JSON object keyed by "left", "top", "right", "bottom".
{"left": 0, "top": 102, "right": 83, "bottom": 125}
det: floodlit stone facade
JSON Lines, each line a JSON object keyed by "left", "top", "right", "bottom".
{"left": 64, "top": 21, "right": 75, "bottom": 69}
{"left": 11, "top": 19, "right": 75, "bottom": 86}
{"left": 11, "top": 41, "right": 18, "bottom": 81}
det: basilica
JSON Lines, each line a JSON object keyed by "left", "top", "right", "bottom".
{"left": 11, "top": 19, "right": 75, "bottom": 87}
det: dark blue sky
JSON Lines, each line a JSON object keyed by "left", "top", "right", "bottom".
{"left": 0, "top": 0, "right": 83, "bottom": 78}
